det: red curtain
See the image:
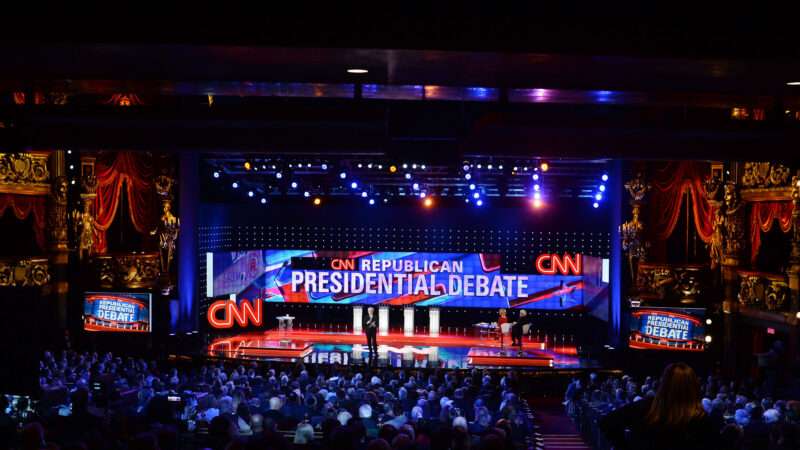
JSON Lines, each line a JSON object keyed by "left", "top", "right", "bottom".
{"left": 0, "top": 194, "right": 46, "bottom": 250}
{"left": 750, "top": 201, "right": 794, "bottom": 263}
{"left": 94, "top": 152, "right": 155, "bottom": 253}
{"left": 649, "top": 161, "right": 714, "bottom": 243}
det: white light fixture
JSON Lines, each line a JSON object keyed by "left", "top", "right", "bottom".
{"left": 232, "top": 182, "right": 239, "bottom": 189}
{"left": 405, "top": 173, "right": 412, "bottom": 179}
{"left": 291, "top": 181, "right": 298, "bottom": 188}
{"left": 602, "top": 174, "right": 609, "bottom": 181}
{"left": 361, "top": 191, "right": 368, "bottom": 198}
{"left": 706, "top": 318, "right": 712, "bottom": 325}
{"left": 247, "top": 191, "right": 254, "bottom": 197}
{"left": 593, "top": 202, "right": 599, "bottom": 208}
{"left": 787, "top": 81, "right": 800, "bottom": 86}
{"left": 369, "top": 198, "right": 375, "bottom": 205}
{"left": 275, "top": 172, "right": 283, "bottom": 179}
{"left": 303, "top": 191, "right": 310, "bottom": 197}
{"left": 347, "top": 68, "right": 368, "bottom": 74}
{"left": 704, "top": 335, "right": 712, "bottom": 343}
{"left": 213, "top": 171, "right": 220, "bottom": 178}
{"left": 261, "top": 198, "right": 267, "bottom": 204}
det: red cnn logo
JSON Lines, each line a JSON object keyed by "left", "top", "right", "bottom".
{"left": 207, "top": 299, "right": 263, "bottom": 329}
{"left": 330, "top": 258, "right": 355, "bottom": 270}
{"left": 535, "top": 253, "right": 582, "bottom": 275}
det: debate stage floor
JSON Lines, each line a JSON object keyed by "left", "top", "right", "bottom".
{"left": 206, "top": 329, "right": 601, "bottom": 370}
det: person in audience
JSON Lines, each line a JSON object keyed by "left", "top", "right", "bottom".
{"left": 599, "top": 362, "right": 721, "bottom": 449}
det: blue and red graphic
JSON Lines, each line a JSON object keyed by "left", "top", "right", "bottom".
{"left": 83, "top": 292, "right": 152, "bottom": 333}
{"left": 208, "top": 249, "right": 609, "bottom": 311}
{"left": 628, "top": 307, "right": 706, "bottom": 351}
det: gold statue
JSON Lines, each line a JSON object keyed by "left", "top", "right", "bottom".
{"left": 76, "top": 201, "right": 95, "bottom": 261}
{"left": 151, "top": 198, "right": 180, "bottom": 274}
{"left": 708, "top": 208, "right": 725, "bottom": 269}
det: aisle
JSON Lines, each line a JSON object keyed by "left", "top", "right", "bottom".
{"left": 529, "top": 397, "right": 591, "bottom": 450}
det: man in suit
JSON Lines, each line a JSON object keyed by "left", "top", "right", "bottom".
{"left": 363, "top": 306, "right": 378, "bottom": 359}
{"left": 511, "top": 310, "right": 532, "bottom": 349}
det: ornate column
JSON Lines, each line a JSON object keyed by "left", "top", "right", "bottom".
{"left": 620, "top": 172, "right": 650, "bottom": 282}
{"left": 789, "top": 174, "right": 800, "bottom": 312}
{"left": 71, "top": 157, "right": 97, "bottom": 262}
{"left": 721, "top": 180, "right": 747, "bottom": 376}
{"left": 47, "top": 150, "right": 69, "bottom": 328}
{"left": 153, "top": 174, "right": 180, "bottom": 292}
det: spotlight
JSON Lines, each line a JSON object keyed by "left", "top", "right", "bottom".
{"left": 69, "top": 164, "right": 74, "bottom": 170}
{"left": 595, "top": 193, "right": 603, "bottom": 201}
{"left": 67, "top": 149, "right": 72, "bottom": 154}
{"left": 339, "top": 172, "right": 347, "bottom": 179}
{"left": 534, "top": 184, "right": 540, "bottom": 191}
{"left": 533, "top": 192, "right": 541, "bottom": 200}
{"left": 247, "top": 190, "right": 254, "bottom": 197}
{"left": 351, "top": 181, "right": 359, "bottom": 189}
{"left": 593, "top": 202, "right": 599, "bottom": 208}
{"left": 403, "top": 163, "right": 409, "bottom": 169}
{"left": 262, "top": 164, "right": 267, "bottom": 169}
{"left": 532, "top": 174, "right": 539, "bottom": 181}
{"left": 271, "top": 165, "right": 276, "bottom": 169}
{"left": 523, "top": 167, "right": 529, "bottom": 171}
{"left": 347, "top": 68, "right": 368, "bottom": 74}
{"left": 423, "top": 197, "right": 433, "bottom": 208}
{"left": 369, "top": 199, "right": 375, "bottom": 205}
{"left": 532, "top": 199, "right": 543, "bottom": 209}
{"left": 321, "top": 163, "right": 328, "bottom": 170}
{"left": 599, "top": 185, "right": 606, "bottom": 192}
{"left": 704, "top": 335, "right": 712, "bottom": 343}
{"left": 421, "top": 164, "right": 426, "bottom": 169}
{"left": 70, "top": 179, "right": 76, "bottom": 185}
{"left": 276, "top": 172, "right": 283, "bottom": 179}
{"left": 307, "top": 163, "right": 312, "bottom": 168}
{"left": 487, "top": 164, "right": 493, "bottom": 170}
{"left": 405, "top": 173, "right": 412, "bottom": 180}
{"left": 383, "top": 198, "right": 388, "bottom": 203}
{"left": 476, "top": 164, "right": 482, "bottom": 169}
{"left": 232, "top": 182, "right": 239, "bottom": 189}
{"left": 476, "top": 199, "right": 484, "bottom": 206}
{"left": 540, "top": 162, "right": 549, "bottom": 172}
{"left": 498, "top": 165, "right": 503, "bottom": 170}
{"left": 261, "top": 198, "right": 267, "bottom": 204}
{"left": 313, "top": 197, "right": 322, "bottom": 206}
{"left": 244, "top": 161, "right": 252, "bottom": 170}
{"left": 361, "top": 191, "right": 368, "bottom": 198}
{"left": 465, "top": 173, "right": 472, "bottom": 180}
{"left": 602, "top": 174, "right": 609, "bottom": 181}
{"left": 389, "top": 165, "right": 397, "bottom": 173}
{"left": 368, "top": 163, "right": 373, "bottom": 169}
{"left": 473, "top": 192, "right": 480, "bottom": 199}
{"left": 303, "top": 191, "right": 310, "bottom": 198}
{"left": 706, "top": 318, "right": 713, "bottom": 325}
{"left": 412, "top": 183, "right": 420, "bottom": 190}
{"left": 213, "top": 171, "right": 220, "bottom": 178}
{"left": 412, "top": 164, "right": 418, "bottom": 169}
{"left": 357, "top": 163, "right": 363, "bottom": 168}
{"left": 469, "top": 183, "right": 476, "bottom": 190}
{"left": 419, "top": 192, "right": 427, "bottom": 198}
{"left": 463, "top": 164, "right": 470, "bottom": 171}
{"left": 291, "top": 181, "right": 298, "bottom": 189}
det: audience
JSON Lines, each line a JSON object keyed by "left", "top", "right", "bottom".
{"left": 0, "top": 350, "right": 532, "bottom": 450}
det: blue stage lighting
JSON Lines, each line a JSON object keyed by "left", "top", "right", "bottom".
{"left": 595, "top": 193, "right": 603, "bottom": 201}
{"left": 291, "top": 181, "right": 298, "bottom": 189}
{"left": 476, "top": 199, "right": 484, "bottom": 206}
{"left": 469, "top": 183, "right": 476, "bottom": 190}
{"left": 321, "top": 164, "right": 328, "bottom": 170}
{"left": 533, "top": 192, "right": 541, "bottom": 200}
{"left": 275, "top": 172, "right": 283, "bottom": 179}
{"left": 465, "top": 173, "right": 472, "bottom": 180}
{"left": 405, "top": 173, "right": 412, "bottom": 179}
{"left": 473, "top": 192, "right": 480, "bottom": 199}
{"left": 593, "top": 202, "right": 599, "bottom": 208}
{"left": 232, "top": 182, "right": 239, "bottom": 189}
{"left": 532, "top": 174, "right": 539, "bottom": 181}
{"left": 463, "top": 164, "right": 470, "bottom": 171}
{"left": 247, "top": 191, "right": 254, "bottom": 197}
{"left": 412, "top": 183, "right": 420, "bottom": 190}
{"left": 602, "top": 174, "right": 609, "bottom": 181}
{"left": 599, "top": 185, "right": 606, "bottom": 192}
{"left": 369, "top": 198, "right": 375, "bottom": 205}
{"left": 351, "top": 181, "right": 358, "bottom": 189}
{"left": 361, "top": 192, "right": 368, "bottom": 198}
{"left": 213, "top": 171, "right": 220, "bottom": 178}
{"left": 261, "top": 198, "right": 267, "bottom": 204}
{"left": 339, "top": 172, "right": 347, "bottom": 179}
{"left": 303, "top": 191, "right": 310, "bottom": 198}
{"left": 534, "top": 184, "right": 540, "bottom": 191}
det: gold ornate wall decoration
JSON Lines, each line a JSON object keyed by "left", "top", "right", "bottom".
{"left": 94, "top": 253, "right": 160, "bottom": 289}
{"left": 723, "top": 182, "right": 746, "bottom": 259}
{"left": 791, "top": 174, "right": 800, "bottom": 260}
{"left": 72, "top": 158, "right": 98, "bottom": 261}
{"left": 741, "top": 162, "right": 792, "bottom": 188}
{"left": 705, "top": 171, "right": 726, "bottom": 269}
{"left": 47, "top": 175, "right": 69, "bottom": 250}
{"left": 765, "top": 281, "right": 789, "bottom": 312}
{"left": 621, "top": 172, "right": 650, "bottom": 280}
{"left": 151, "top": 175, "right": 180, "bottom": 280}
{"left": 635, "top": 263, "right": 706, "bottom": 304}
{"left": 0, "top": 152, "right": 51, "bottom": 195}
{"left": 0, "top": 258, "right": 50, "bottom": 287}
{"left": 738, "top": 271, "right": 790, "bottom": 312}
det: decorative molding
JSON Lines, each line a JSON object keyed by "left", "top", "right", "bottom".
{"left": 0, "top": 152, "right": 51, "bottom": 195}
{"left": 93, "top": 253, "right": 160, "bottom": 289}
{"left": 737, "top": 270, "right": 790, "bottom": 312}
{"left": 636, "top": 263, "right": 707, "bottom": 304}
{"left": 723, "top": 182, "right": 746, "bottom": 260}
{"left": 47, "top": 175, "right": 69, "bottom": 250}
{"left": 741, "top": 162, "right": 792, "bottom": 188}
{"left": 740, "top": 187, "right": 793, "bottom": 203}
{"left": 0, "top": 257, "right": 50, "bottom": 287}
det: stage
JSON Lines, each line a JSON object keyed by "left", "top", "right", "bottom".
{"left": 207, "top": 328, "right": 598, "bottom": 370}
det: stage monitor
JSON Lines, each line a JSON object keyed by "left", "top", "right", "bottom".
{"left": 83, "top": 292, "right": 152, "bottom": 333}
{"left": 628, "top": 307, "right": 706, "bottom": 351}
{"left": 205, "top": 249, "right": 609, "bottom": 320}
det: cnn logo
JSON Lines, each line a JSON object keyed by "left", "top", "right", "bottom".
{"left": 535, "top": 253, "right": 582, "bottom": 275}
{"left": 207, "top": 299, "right": 263, "bottom": 329}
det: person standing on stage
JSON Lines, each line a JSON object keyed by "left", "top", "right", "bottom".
{"left": 497, "top": 308, "right": 509, "bottom": 349}
{"left": 511, "top": 310, "right": 531, "bottom": 349}
{"left": 363, "top": 306, "right": 378, "bottom": 358}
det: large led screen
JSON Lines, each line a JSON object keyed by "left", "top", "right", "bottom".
{"left": 628, "top": 307, "right": 706, "bottom": 351}
{"left": 206, "top": 249, "right": 609, "bottom": 311}
{"left": 83, "top": 292, "right": 152, "bottom": 333}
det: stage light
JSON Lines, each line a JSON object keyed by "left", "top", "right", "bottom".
{"left": 469, "top": 183, "right": 476, "bottom": 190}
{"left": 339, "top": 172, "right": 347, "bottom": 179}
{"left": 532, "top": 198, "right": 542, "bottom": 209}
{"left": 463, "top": 164, "right": 470, "bottom": 171}
{"left": 213, "top": 171, "right": 220, "bottom": 178}
{"left": 593, "top": 202, "right": 599, "bottom": 208}
{"left": 244, "top": 161, "right": 251, "bottom": 170}
{"left": 403, "top": 163, "right": 408, "bottom": 169}
{"left": 599, "top": 185, "right": 606, "bottom": 192}
{"left": 361, "top": 191, "right": 368, "bottom": 198}
{"left": 67, "top": 149, "right": 72, "bottom": 154}
{"left": 423, "top": 197, "right": 433, "bottom": 208}
{"left": 347, "top": 68, "right": 368, "bottom": 74}
{"left": 421, "top": 164, "right": 426, "bottom": 169}
{"left": 487, "top": 164, "right": 493, "bottom": 170}
{"left": 389, "top": 165, "right": 397, "bottom": 173}
{"left": 473, "top": 192, "right": 480, "bottom": 199}
{"left": 232, "top": 182, "right": 239, "bottom": 189}
{"left": 261, "top": 198, "right": 267, "bottom": 204}
{"left": 704, "top": 335, "right": 712, "bottom": 343}
{"left": 369, "top": 198, "right": 375, "bottom": 205}
{"left": 706, "top": 318, "right": 713, "bottom": 325}
{"left": 412, "top": 164, "right": 418, "bottom": 169}
{"left": 368, "top": 163, "right": 373, "bottom": 169}
{"left": 533, "top": 192, "right": 541, "bottom": 200}
{"left": 513, "top": 166, "right": 518, "bottom": 171}
{"left": 498, "top": 165, "right": 503, "bottom": 170}
{"left": 291, "top": 181, "right": 298, "bottom": 188}
{"left": 523, "top": 166, "right": 529, "bottom": 171}
{"left": 321, "top": 163, "right": 328, "bottom": 170}
{"left": 405, "top": 173, "right": 412, "bottom": 179}
{"left": 351, "top": 181, "right": 358, "bottom": 189}
{"left": 247, "top": 190, "right": 254, "bottom": 197}
{"left": 532, "top": 174, "right": 539, "bottom": 181}
{"left": 420, "top": 191, "right": 427, "bottom": 198}
{"left": 602, "top": 174, "right": 609, "bottom": 181}
{"left": 465, "top": 198, "right": 470, "bottom": 203}
{"left": 271, "top": 165, "right": 276, "bottom": 169}
{"left": 540, "top": 162, "right": 549, "bottom": 172}
{"left": 357, "top": 163, "right": 363, "bottom": 168}
{"left": 275, "top": 172, "right": 283, "bottom": 179}
{"left": 307, "top": 163, "right": 312, "bottom": 168}
{"left": 383, "top": 198, "right": 388, "bottom": 203}
{"left": 476, "top": 199, "right": 484, "bottom": 206}
{"left": 476, "top": 164, "right": 482, "bottom": 169}
{"left": 465, "top": 173, "right": 472, "bottom": 180}
{"left": 70, "top": 179, "right": 76, "bottom": 185}
{"left": 313, "top": 197, "right": 322, "bottom": 206}
{"left": 303, "top": 191, "right": 310, "bottom": 197}
{"left": 595, "top": 193, "right": 603, "bottom": 201}
{"left": 412, "top": 183, "right": 420, "bottom": 190}
{"left": 534, "top": 184, "right": 540, "bottom": 191}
